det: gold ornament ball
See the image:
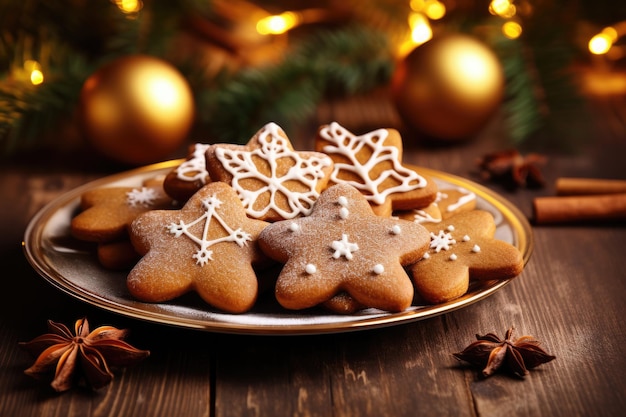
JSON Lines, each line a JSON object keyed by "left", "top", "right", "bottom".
{"left": 391, "top": 34, "right": 505, "bottom": 142}
{"left": 80, "top": 55, "right": 195, "bottom": 165}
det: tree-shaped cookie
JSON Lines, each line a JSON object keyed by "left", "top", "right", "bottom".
{"left": 409, "top": 210, "right": 524, "bottom": 304}
{"left": 315, "top": 122, "right": 438, "bottom": 216}
{"left": 71, "top": 186, "right": 174, "bottom": 243}
{"left": 206, "top": 122, "right": 334, "bottom": 221}
{"left": 258, "top": 183, "right": 431, "bottom": 312}
{"left": 127, "top": 182, "right": 270, "bottom": 313}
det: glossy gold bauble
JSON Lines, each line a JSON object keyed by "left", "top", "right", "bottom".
{"left": 391, "top": 34, "right": 505, "bottom": 142}
{"left": 80, "top": 55, "right": 195, "bottom": 165}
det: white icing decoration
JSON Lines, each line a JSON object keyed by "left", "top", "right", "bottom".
{"left": 447, "top": 225, "right": 455, "bottom": 232}
{"left": 429, "top": 230, "right": 456, "bottom": 252}
{"left": 472, "top": 244, "right": 481, "bottom": 253}
{"left": 331, "top": 234, "right": 359, "bottom": 260}
{"left": 176, "top": 143, "right": 211, "bottom": 183}
{"left": 215, "top": 122, "right": 332, "bottom": 219}
{"left": 338, "top": 196, "right": 348, "bottom": 207}
{"left": 449, "top": 253, "right": 458, "bottom": 261}
{"left": 319, "top": 122, "right": 427, "bottom": 205}
{"left": 373, "top": 264, "right": 385, "bottom": 275}
{"left": 412, "top": 209, "right": 441, "bottom": 224}
{"left": 167, "top": 194, "right": 252, "bottom": 266}
{"left": 463, "top": 235, "right": 471, "bottom": 242}
{"left": 446, "top": 188, "right": 476, "bottom": 212}
{"left": 305, "top": 263, "right": 317, "bottom": 274}
{"left": 422, "top": 252, "right": 430, "bottom": 259}
{"left": 339, "top": 206, "right": 350, "bottom": 219}
{"left": 126, "top": 187, "right": 158, "bottom": 207}
{"left": 435, "top": 191, "right": 448, "bottom": 203}
{"left": 391, "top": 224, "right": 402, "bottom": 235}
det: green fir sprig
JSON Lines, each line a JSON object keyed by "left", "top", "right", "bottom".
{"left": 195, "top": 26, "right": 395, "bottom": 143}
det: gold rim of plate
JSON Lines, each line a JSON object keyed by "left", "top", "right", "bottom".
{"left": 23, "top": 160, "right": 533, "bottom": 335}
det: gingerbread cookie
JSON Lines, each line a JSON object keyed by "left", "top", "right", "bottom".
{"left": 321, "top": 292, "right": 367, "bottom": 314}
{"left": 205, "top": 122, "right": 334, "bottom": 222}
{"left": 163, "top": 143, "right": 211, "bottom": 202}
{"left": 436, "top": 187, "right": 477, "bottom": 219}
{"left": 127, "top": 181, "right": 270, "bottom": 313}
{"left": 258, "top": 183, "right": 431, "bottom": 312}
{"left": 315, "top": 122, "right": 438, "bottom": 216}
{"left": 394, "top": 187, "right": 476, "bottom": 224}
{"left": 97, "top": 240, "right": 140, "bottom": 270}
{"left": 409, "top": 210, "right": 524, "bottom": 304}
{"left": 394, "top": 202, "right": 442, "bottom": 225}
{"left": 71, "top": 185, "right": 174, "bottom": 243}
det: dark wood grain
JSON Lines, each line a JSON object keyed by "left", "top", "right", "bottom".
{"left": 1, "top": 90, "right": 625, "bottom": 417}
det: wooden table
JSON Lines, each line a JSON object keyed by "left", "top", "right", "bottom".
{"left": 1, "top": 89, "right": 625, "bottom": 417}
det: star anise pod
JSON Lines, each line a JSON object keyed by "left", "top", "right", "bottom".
{"left": 19, "top": 317, "right": 150, "bottom": 392}
{"left": 476, "top": 149, "right": 547, "bottom": 190}
{"left": 453, "top": 327, "right": 556, "bottom": 378}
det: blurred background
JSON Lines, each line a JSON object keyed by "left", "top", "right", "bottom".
{"left": 1, "top": 0, "right": 625, "bottom": 166}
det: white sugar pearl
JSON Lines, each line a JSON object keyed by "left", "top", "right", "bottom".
{"left": 391, "top": 225, "right": 402, "bottom": 235}
{"left": 447, "top": 225, "right": 455, "bottom": 232}
{"left": 289, "top": 222, "right": 300, "bottom": 232}
{"left": 305, "top": 264, "right": 317, "bottom": 274}
{"left": 422, "top": 252, "right": 430, "bottom": 259}
{"left": 338, "top": 196, "right": 348, "bottom": 207}
{"left": 462, "top": 235, "right": 470, "bottom": 242}
{"left": 339, "top": 207, "right": 349, "bottom": 219}
{"left": 449, "top": 253, "right": 458, "bottom": 261}
{"left": 373, "top": 264, "right": 385, "bottom": 275}
{"left": 472, "top": 244, "right": 481, "bottom": 253}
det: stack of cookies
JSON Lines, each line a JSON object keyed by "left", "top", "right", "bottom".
{"left": 70, "top": 122, "right": 524, "bottom": 314}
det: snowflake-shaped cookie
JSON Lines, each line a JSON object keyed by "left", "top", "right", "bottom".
{"left": 258, "top": 183, "right": 431, "bottom": 312}
{"left": 206, "top": 122, "right": 334, "bottom": 221}
{"left": 71, "top": 186, "right": 173, "bottom": 243}
{"left": 127, "top": 182, "right": 270, "bottom": 313}
{"left": 409, "top": 210, "right": 524, "bottom": 304}
{"left": 315, "top": 122, "right": 438, "bottom": 216}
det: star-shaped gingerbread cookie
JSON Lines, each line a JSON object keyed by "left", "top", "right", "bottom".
{"left": 127, "top": 182, "right": 270, "bottom": 313}
{"left": 315, "top": 122, "right": 438, "bottom": 216}
{"left": 71, "top": 185, "right": 174, "bottom": 243}
{"left": 205, "top": 122, "right": 334, "bottom": 221}
{"left": 258, "top": 183, "right": 431, "bottom": 312}
{"left": 409, "top": 210, "right": 524, "bottom": 304}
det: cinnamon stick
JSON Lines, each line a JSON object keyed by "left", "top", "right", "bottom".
{"left": 556, "top": 177, "right": 626, "bottom": 196}
{"left": 533, "top": 193, "right": 626, "bottom": 224}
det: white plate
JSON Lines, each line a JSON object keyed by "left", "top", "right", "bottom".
{"left": 23, "top": 160, "right": 532, "bottom": 335}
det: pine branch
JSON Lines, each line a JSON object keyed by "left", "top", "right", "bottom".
{"left": 196, "top": 26, "right": 394, "bottom": 143}
{"left": 0, "top": 53, "right": 91, "bottom": 155}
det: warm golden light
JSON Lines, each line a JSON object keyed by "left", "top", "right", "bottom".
{"left": 589, "top": 33, "right": 613, "bottom": 55}
{"left": 410, "top": 0, "right": 427, "bottom": 11}
{"left": 409, "top": 13, "right": 433, "bottom": 45}
{"left": 489, "top": 0, "right": 511, "bottom": 16}
{"left": 601, "top": 26, "right": 618, "bottom": 42}
{"left": 30, "top": 69, "right": 44, "bottom": 85}
{"left": 425, "top": 1, "right": 446, "bottom": 20}
{"left": 24, "top": 60, "right": 44, "bottom": 85}
{"left": 502, "top": 21, "right": 522, "bottom": 39}
{"left": 256, "top": 12, "right": 299, "bottom": 35}
{"left": 114, "top": 0, "right": 142, "bottom": 13}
